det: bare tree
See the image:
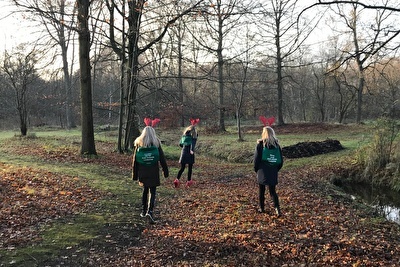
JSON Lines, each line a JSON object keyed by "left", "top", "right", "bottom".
{"left": 257, "top": 0, "right": 322, "bottom": 125}
{"left": 188, "top": 0, "right": 248, "bottom": 132}
{"left": 305, "top": 0, "right": 400, "bottom": 123}
{"left": 106, "top": 0, "right": 205, "bottom": 151}
{"left": 11, "top": 0, "right": 78, "bottom": 129}
{"left": 226, "top": 26, "right": 256, "bottom": 141}
{"left": 77, "top": 0, "right": 96, "bottom": 155}
{"left": 369, "top": 57, "right": 400, "bottom": 118}
{"left": 2, "top": 44, "right": 39, "bottom": 136}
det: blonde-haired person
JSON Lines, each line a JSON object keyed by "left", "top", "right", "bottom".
{"left": 174, "top": 121, "right": 199, "bottom": 188}
{"left": 132, "top": 124, "right": 169, "bottom": 223}
{"left": 253, "top": 126, "right": 283, "bottom": 216}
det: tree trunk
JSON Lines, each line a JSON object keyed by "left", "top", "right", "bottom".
{"left": 77, "top": 0, "right": 96, "bottom": 156}
{"left": 217, "top": 18, "right": 225, "bottom": 132}
{"left": 117, "top": 58, "right": 126, "bottom": 153}
{"left": 178, "top": 26, "right": 185, "bottom": 127}
{"left": 61, "top": 42, "right": 76, "bottom": 129}
{"left": 18, "top": 91, "right": 28, "bottom": 136}
{"left": 356, "top": 74, "right": 364, "bottom": 124}
{"left": 59, "top": 1, "right": 76, "bottom": 129}
{"left": 276, "top": 35, "right": 285, "bottom": 126}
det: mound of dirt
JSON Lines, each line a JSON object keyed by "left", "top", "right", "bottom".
{"left": 282, "top": 139, "right": 344, "bottom": 158}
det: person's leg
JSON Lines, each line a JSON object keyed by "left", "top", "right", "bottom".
{"left": 177, "top": 163, "right": 186, "bottom": 179}
{"left": 185, "top": 164, "right": 194, "bottom": 187}
{"left": 187, "top": 164, "right": 193, "bottom": 181}
{"left": 148, "top": 186, "right": 157, "bottom": 213}
{"left": 146, "top": 186, "right": 157, "bottom": 223}
{"left": 141, "top": 186, "right": 149, "bottom": 217}
{"left": 258, "top": 184, "right": 266, "bottom": 213}
{"left": 268, "top": 185, "right": 281, "bottom": 216}
{"left": 174, "top": 163, "right": 186, "bottom": 188}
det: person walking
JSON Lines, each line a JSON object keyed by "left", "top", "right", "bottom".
{"left": 174, "top": 118, "right": 199, "bottom": 188}
{"left": 253, "top": 116, "right": 283, "bottom": 217}
{"left": 132, "top": 118, "right": 169, "bottom": 223}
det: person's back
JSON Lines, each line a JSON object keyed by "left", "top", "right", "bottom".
{"left": 253, "top": 120, "right": 283, "bottom": 217}
{"left": 174, "top": 119, "right": 199, "bottom": 188}
{"left": 132, "top": 119, "right": 169, "bottom": 223}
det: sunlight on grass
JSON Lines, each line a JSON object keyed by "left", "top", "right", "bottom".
{"left": 43, "top": 215, "right": 105, "bottom": 247}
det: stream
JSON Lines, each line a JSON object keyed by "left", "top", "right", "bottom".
{"left": 339, "top": 182, "right": 400, "bottom": 225}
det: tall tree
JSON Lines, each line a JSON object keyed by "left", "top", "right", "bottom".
{"left": 2, "top": 44, "right": 39, "bottom": 136}
{"left": 106, "top": 0, "right": 205, "bottom": 151}
{"left": 258, "top": 0, "right": 321, "bottom": 125}
{"left": 190, "top": 0, "right": 247, "bottom": 131}
{"left": 306, "top": 0, "right": 400, "bottom": 123}
{"left": 77, "top": 0, "right": 96, "bottom": 155}
{"left": 227, "top": 26, "right": 255, "bottom": 141}
{"left": 11, "top": 0, "right": 78, "bottom": 129}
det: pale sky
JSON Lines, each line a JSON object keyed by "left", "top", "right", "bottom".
{"left": 0, "top": 2, "right": 40, "bottom": 52}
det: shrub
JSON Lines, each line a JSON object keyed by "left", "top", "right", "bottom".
{"left": 356, "top": 118, "right": 399, "bottom": 187}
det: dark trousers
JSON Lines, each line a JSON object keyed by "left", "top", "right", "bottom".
{"left": 259, "top": 184, "right": 280, "bottom": 211}
{"left": 177, "top": 163, "right": 193, "bottom": 181}
{"left": 142, "top": 186, "right": 156, "bottom": 213}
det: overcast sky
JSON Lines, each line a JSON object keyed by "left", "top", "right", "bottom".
{"left": 0, "top": 2, "right": 34, "bottom": 52}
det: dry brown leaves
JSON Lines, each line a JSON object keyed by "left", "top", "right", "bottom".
{"left": 1, "top": 135, "right": 400, "bottom": 266}
{"left": 117, "top": 163, "right": 400, "bottom": 267}
{"left": 0, "top": 163, "right": 103, "bottom": 249}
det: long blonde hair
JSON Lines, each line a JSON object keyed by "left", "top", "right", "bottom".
{"left": 261, "top": 126, "right": 279, "bottom": 148}
{"left": 134, "top": 126, "right": 161, "bottom": 147}
{"left": 183, "top": 125, "right": 198, "bottom": 138}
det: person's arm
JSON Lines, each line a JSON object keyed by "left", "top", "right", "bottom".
{"left": 253, "top": 142, "right": 262, "bottom": 172}
{"left": 158, "top": 146, "right": 169, "bottom": 178}
{"left": 191, "top": 137, "right": 197, "bottom": 153}
{"left": 179, "top": 135, "right": 184, "bottom": 147}
{"left": 278, "top": 145, "right": 284, "bottom": 171}
{"left": 132, "top": 146, "right": 138, "bottom": 180}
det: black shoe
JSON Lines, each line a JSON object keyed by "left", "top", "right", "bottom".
{"left": 146, "top": 212, "right": 156, "bottom": 224}
{"left": 140, "top": 211, "right": 146, "bottom": 217}
{"left": 258, "top": 208, "right": 265, "bottom": 213}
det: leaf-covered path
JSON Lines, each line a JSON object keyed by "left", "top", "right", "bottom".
{"left": 92, "top": 159, "right": 400, "bottom": 267}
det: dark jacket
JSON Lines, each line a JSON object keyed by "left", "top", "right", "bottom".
{"left": 179, "top": 133, "right": 197, "bottom": 165}
{"left": 253, "top": 141, "right": 283, "bottom": 186}
{"left": 132, "top": 145, "right": 169, "bottom": 187}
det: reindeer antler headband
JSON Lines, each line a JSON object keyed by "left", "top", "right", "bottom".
{"left": 190, "top": 118, "right": 200, "bottom": 126}
{"left": 144, "top": 117, "right": 161, "bottom": 127}
{"left": 259, "top": 116, "right": 275, "bottom": 127}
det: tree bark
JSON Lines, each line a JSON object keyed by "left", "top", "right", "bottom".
{"left": 77, "top": 0, "right": 97, "bottom": 155}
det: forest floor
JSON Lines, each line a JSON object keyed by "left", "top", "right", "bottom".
{"left": 1, "top": 123, "right": 400, "bottom": 266}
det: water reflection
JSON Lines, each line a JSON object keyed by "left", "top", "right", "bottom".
{"left": 377, "top": 205, "right": 400, "bottom": 224}
{"left": 340, "top": 182, "right": 400, "bottom": 225}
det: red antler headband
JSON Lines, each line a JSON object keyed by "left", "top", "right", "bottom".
{"left": 151, "top": 118, "right": 160, "bottom": 127}
{"left": 190, "top": 118, "right": 200, "bottom": 126}
{"left": 259, "top": 116, "right": 275, "bottom": 126}
{"left": 144, "top": 117, "right": 161, "bottom": 127}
